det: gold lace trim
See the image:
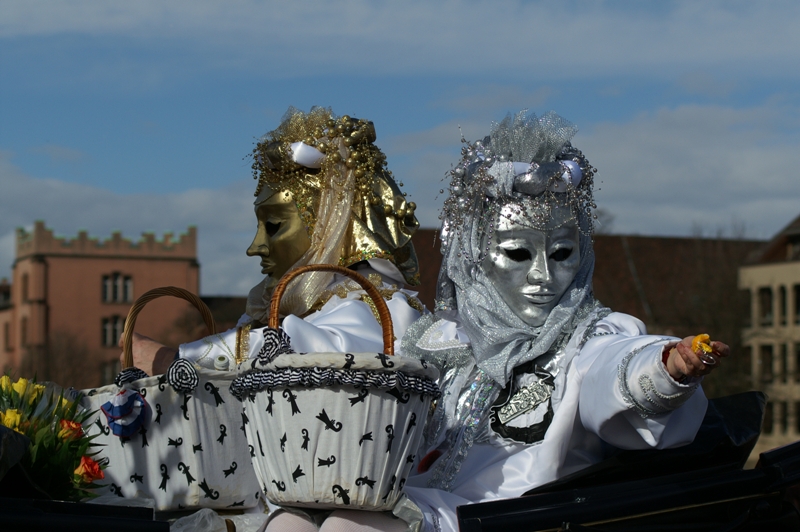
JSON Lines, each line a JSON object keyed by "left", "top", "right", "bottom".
{"left": 235, "top": 323, "right": 251, "bottom": 365}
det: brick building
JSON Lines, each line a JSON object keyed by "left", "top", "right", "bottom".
{"left": 0, "top": 221, "right": 199, "bottom": 389}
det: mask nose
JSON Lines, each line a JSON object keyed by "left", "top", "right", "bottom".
{"left": 246, "top": 225, "right": 270, "bottom": 257}
{"left": 526, "top": 253, "right": 551, "bottom": 285}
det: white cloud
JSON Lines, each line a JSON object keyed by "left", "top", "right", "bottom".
{"left": 3, "top": 100, "right": 799, "bottom": 299}
{"left": 388, "top": 101, "right": 800, "bottom": 240}
{"left": 580, "top": 103, "right": 800, "bottom": 239}
{"left": 0, "top": 152, "right": 263, "bottom": 295}
{"left": 4, "top": 1, "right": 800, "bottom": 81}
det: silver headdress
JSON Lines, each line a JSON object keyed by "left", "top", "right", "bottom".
{"left": 436, "top": 110, "right": 598, "bottom": 383}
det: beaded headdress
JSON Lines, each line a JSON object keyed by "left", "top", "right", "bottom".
{"left": 435, "top": 110, "right": 600, "bottom": 383}
{"left": 439, "top": 110, "right": 596, "bottom": 270}
{"left": 249, "top": 107, "right": 419, "bottom": 317}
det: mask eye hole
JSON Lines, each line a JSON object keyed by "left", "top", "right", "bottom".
{"left": 266, "top": 221, "right": 281, "bottom": 237}
{"left": 550, "top": 248, "right": 572, "bottom": 262}
{"left": 504, "top": 248, "right": 532, "bottom": 262}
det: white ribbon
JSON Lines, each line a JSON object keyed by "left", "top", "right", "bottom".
{"left": 289, "top": 141, "right": 325, "bottom": 168}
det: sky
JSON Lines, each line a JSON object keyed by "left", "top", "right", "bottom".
{"left": 2, "top": 1, "right": 800, "bottom": 295}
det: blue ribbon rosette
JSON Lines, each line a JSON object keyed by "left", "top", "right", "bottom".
{"left": 101, "top": 389, "right": 151, "bottom": 437}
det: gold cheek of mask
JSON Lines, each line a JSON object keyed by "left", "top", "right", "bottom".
{"left": 247, "top": 189, "right": 312, "bottom": 288}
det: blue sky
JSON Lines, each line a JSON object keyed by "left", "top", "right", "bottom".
{"left": 2, "top": 1, "right": 800, "bottom": 295}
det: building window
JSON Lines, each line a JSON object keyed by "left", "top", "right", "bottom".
{"left": 101, "top": 316, "right": 125, "bottom": 347}
{"left": 760, "top": 344, "right": 774, "bottom": 383}
{"left": 764, "top": 402, "right": 774, "bottom": 434}
{"left": 758, "top": 287, "right": 773, "bottom": 326}
{"left": 102, "top": 273, "right": 133, "bottom": 303}
{"left": 796, "top": 343, "right": 800, "bottom": 383}
{"left": 101, "top": 359, "right": 121, "bottom": 385}
{"left": 780, "top": 401, "right": 789, "bottom": 434}
{"left": 20, "top": 316, "right": 28, "bottom": 348}
{"left": 741, "top": 289, "right": 752, "bottom": 328}
{"left": 796, "top": 401, "right": 800, "bottom": 434}
{"left": 795, "top": 285, "right": 800, "bottom": 325}
{"left": 781, "top": 344, "right": 789, "bottom": 383}
{"left": 21, "top": 273, "right": 29, "bottom": 302}
{"left": 779, "top": 286, "right": 787, "bottom": 326}
{"left": 3, "top": 322, "right": 10, "bottom": 352}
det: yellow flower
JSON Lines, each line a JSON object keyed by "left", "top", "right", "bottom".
{"left": 1, "top": 409, "right": 23, "bottom": 432}
{"left": 0, "top": 375, "right": 11, "bottom": 394}
{"left": 11, "top": 378, "right": 29, "bottom": 397}
{"left": 58, "top": 397, "right": 72, "bottom": 411}
{"left": 28, "top": 384, "right": 46, "bottom": 405}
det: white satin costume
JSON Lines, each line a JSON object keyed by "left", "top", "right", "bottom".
{"left": 178, "top": 259, "right": 424, "bottom": 367}
{"left": 397, "top": 310, "right": 706, "bottom": 532}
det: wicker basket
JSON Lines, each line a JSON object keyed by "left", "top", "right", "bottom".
{"left": 82, "top": 287, "right": 261, "bottom": 511}
{"left": 233, "top": 265, "right": 439, "bottom": 511}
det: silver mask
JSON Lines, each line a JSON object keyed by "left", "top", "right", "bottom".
{"left": 482, "top": 204, "right": 581, "bottom": 328}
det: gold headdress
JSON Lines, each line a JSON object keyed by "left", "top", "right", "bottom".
{"left": 251, "top": 107, "right": 419, "bottom": 315}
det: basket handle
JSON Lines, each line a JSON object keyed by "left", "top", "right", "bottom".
{"left": 268, "top": 264, "right": 394, "bottom": 356}
{"left": 122, "top": 286, "right": 217, "bottom": 369}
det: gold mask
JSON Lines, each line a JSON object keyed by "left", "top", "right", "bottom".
{"left": 247, "top": 187, "right": 312, "bottom": 292}
{"left": 250, "top": 107, "right": 420, "bottom": 317}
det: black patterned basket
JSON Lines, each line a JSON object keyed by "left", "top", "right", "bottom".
{"left": 233, "top": 265, "right": 439, "bottom": 511}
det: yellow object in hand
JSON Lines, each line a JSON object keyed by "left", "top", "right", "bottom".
{"left": 692, "top": 334, "right": 713, "bottom": 354}
{"left": 692, "top": 334, "right": 717, "bottom": 365}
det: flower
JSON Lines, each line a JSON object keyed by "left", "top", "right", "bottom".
{"left": 0, "top": 408, "right": 23, "bottom": 432}
{"left": 57, "top": 396, "right": 72, "bottom": 411}
{"left": 0, "top": 375, "right": 10, "bottom": 394}
{"left": 1, "top": 375, "right": 103, "bottom": 501}
{"left": 58, "top": 419, "right": 83, "bottom": 441}
{"left": 73, "top": 455, "right": 104, "bottom": 484}
{"left": 29, "top": 384, "right": 46, "bottom": 405}
{"left": 11, "top": 377, "right": 29, "bottom": 397}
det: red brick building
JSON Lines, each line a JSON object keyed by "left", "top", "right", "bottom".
{"left": 0, "top": 222, "right": 199, "bottom": 389}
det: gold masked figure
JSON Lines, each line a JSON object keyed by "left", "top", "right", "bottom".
{"left": 245, "top": 106, "right": 420, "bottom": 321}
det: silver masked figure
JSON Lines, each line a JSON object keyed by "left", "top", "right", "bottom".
{"left": 396, "top": 111, "right": 727, "bottom": 532}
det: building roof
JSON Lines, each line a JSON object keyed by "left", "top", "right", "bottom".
{"left": 744, "top": 213, "right": 800, "bottom": 264}
{"left": 15, "top": 221, "right": 197, "bottom": 262}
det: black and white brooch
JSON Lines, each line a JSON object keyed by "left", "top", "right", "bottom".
{"left": 115, "top": 367, "right": 150, "bottom": 387}
{"left": 255, "top": 327, "right": 294, "bottom": 366}
{"left": 167, "top": 359, "right": 200, "bottom": 393}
